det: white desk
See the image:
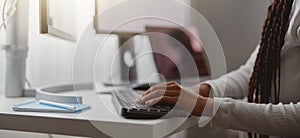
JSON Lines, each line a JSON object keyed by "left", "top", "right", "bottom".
{"left": 0, "top": 88, "right": 211, "bottom": 138}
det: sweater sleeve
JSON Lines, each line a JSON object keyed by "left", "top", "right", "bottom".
{"left": 212, "top": 98, "right": 300, "bottom": 136}
{"left": 200, "top": 46, "right": 259, "bottom": 99}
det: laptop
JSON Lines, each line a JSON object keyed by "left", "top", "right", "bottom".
{"left": 109, "top": 26, "right": 210, "bottom": 119}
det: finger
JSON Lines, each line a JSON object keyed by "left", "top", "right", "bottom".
{"left": 138, "top": 90, "right": 179, "bottom": 103}
{"left": 136, "top": 90, "right": 178, "bottom": 103}
{"left": 167, "top": 81, "right": 177, "bottom": 85}
{"left": 142, "top": 83, "right": 181, "bottom": 96}
{"left": 145, "top": 96, "right": 178, "bottom": 106}
{"left": 145, "top": 81, "right": 177, "bottom": 94}
{"left": 142, "top": 83, "right": 168, "bottom": 96}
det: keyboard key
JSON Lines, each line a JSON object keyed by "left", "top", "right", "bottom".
{"left": 149, "top": 107, "right": 159, "bottom": 112}
{"left": 160, "top": 109, "right": 170, "bottom": 113}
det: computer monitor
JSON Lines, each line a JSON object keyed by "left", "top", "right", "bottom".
{"left": 145, "top": 26, "right": 209, "bottom": 81}
{"left": 97, "top": 26, "right": 210, "bottom": 86}
{"left": 95, "top": 0, "right": 194, "bottom": 85}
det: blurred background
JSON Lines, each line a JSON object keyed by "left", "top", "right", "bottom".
{"left": 0, "top": 0, "right": 269, "bottom": 137}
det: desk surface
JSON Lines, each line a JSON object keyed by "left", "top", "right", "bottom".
{"left": 0, "top": 88, "right": 211, "bottom": 138}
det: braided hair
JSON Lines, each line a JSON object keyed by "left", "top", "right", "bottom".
{"left": 248, "top": 0, "right": 294, "bottom": 105}
{"left": 248, "top": 1, "right": 294, "bottom": 137}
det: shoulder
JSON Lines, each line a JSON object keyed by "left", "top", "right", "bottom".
{"left": 283, "top": 0, "right": 300, "bottom": 51}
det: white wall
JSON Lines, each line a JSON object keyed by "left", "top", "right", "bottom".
{"left": 191, "top": 0, "right": 270, "bottom": 71}
{"left": 0, "top": 0, "right": 5, "bottom": 95}
{"left": 96, "top": 0, "right": 191, "bottom": 32}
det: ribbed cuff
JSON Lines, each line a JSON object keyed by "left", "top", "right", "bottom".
{"left": 211, "top": 97, "right": 233, "bottom": 129}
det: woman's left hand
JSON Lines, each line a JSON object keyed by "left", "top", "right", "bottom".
{"left": 136, "top": 81, "right": 212, "bottom": 116}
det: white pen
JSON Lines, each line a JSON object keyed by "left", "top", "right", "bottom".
{"left": 38, "top": 100, "right": 77, "bottom": 111}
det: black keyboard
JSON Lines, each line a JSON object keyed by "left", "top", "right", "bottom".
{"left": 111, "top": 88, "right": 189, "bottom": 119}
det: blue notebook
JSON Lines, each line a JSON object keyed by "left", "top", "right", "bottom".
{"left": 13, "top": 101, "right": 91, "bottom": 113}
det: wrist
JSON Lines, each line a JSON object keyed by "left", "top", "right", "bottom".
{"left": 192, "top": 96, "right": 213, "bottom": 116}
{"left": 199, "top": 84, "right": 211, "bottom": 97}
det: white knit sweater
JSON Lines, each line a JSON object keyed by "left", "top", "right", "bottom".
{"left": 203, "top": 0, "right": 300, "bottom": 136}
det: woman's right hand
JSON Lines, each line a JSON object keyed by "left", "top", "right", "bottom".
{"left": 135, "top": 81, "right": 212, "bottom": 116}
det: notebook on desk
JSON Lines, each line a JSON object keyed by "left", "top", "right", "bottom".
{"left": 13, "top": 101, "right": 91, "bottom": 113}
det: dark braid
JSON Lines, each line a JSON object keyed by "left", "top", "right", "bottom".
{"left": 248, "top": 0, "right": 294, "bottom": 137}
{"left": 248, "top": 0, "right": 294, "bottom": 104}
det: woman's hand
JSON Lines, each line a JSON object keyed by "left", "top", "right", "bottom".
{"left": 136, "top": 81, "right": 213, "bottom": 116}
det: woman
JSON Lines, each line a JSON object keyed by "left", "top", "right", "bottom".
{"left": 136, "top": 0, "right": 300, "bottom": 136}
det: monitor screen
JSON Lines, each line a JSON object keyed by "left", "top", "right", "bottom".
{"left": 145, "top": 26, "right": 209, "bottom": 80}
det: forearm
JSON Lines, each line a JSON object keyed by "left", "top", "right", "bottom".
{"left": 191, "top": 96, "right": 214, "bottom": 116}
{"left": 212, "top": 98, "right": 300, "bottom": 136}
